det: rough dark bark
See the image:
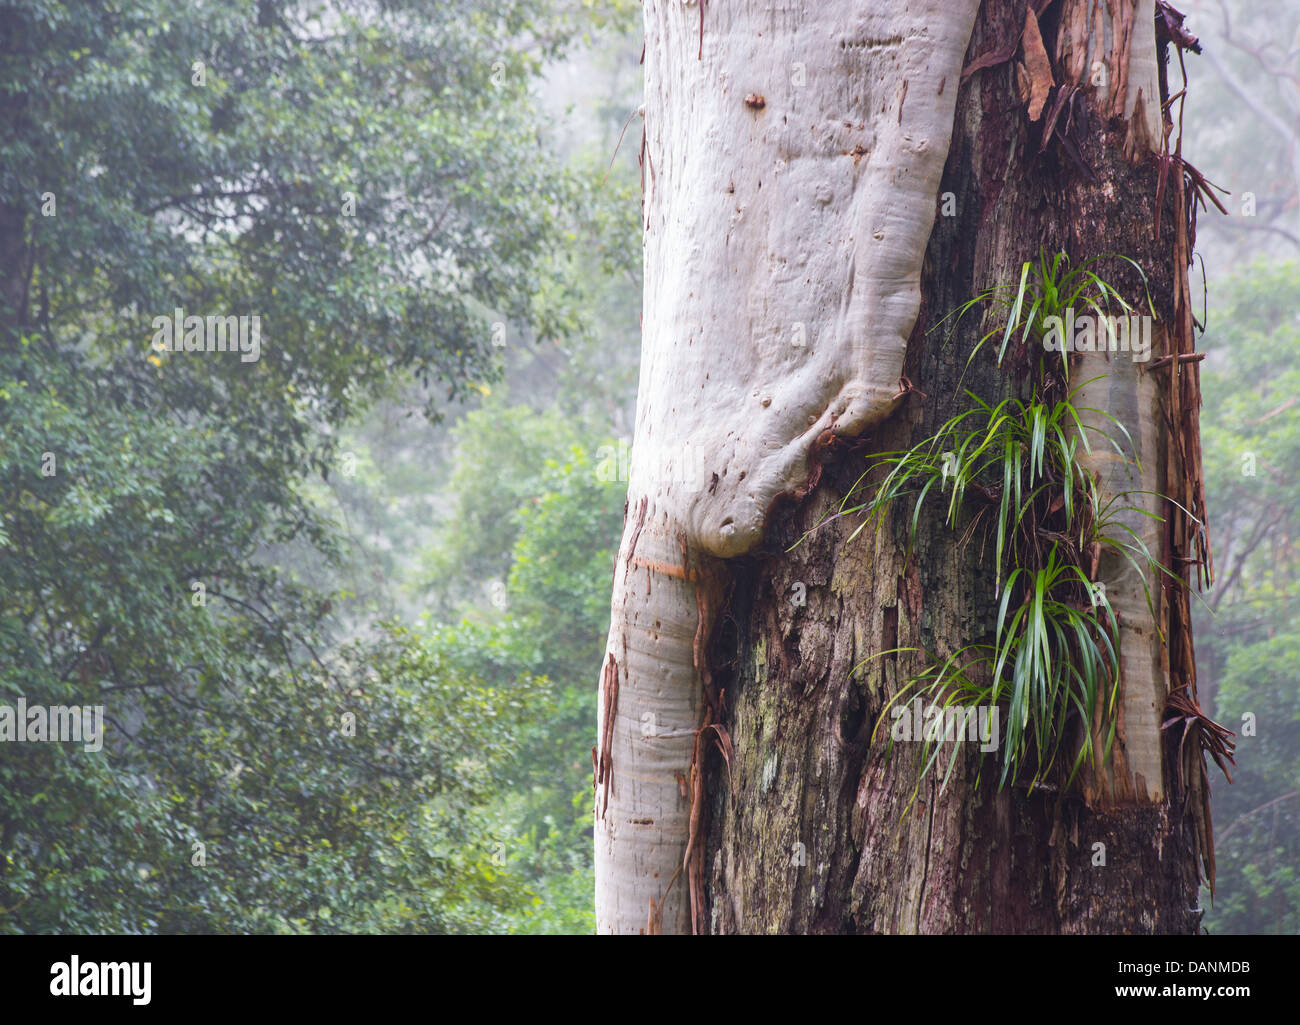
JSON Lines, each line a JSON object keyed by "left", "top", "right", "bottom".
{"left": 701, "top": 0, "right": 1207, "bottom": 935}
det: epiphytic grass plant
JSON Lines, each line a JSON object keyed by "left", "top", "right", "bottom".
{"left": 847, "top": 382, "right": 1193, "bottom": 795}
{"left": 934, "top": 249, "right": 1154, "bottom": 384}
{"left": 827, "top": 252, "right": 1195, "bottom": 798}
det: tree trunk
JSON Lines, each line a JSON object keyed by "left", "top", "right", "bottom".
{"left": 599, "top": 0, "right": 1214, "bottom": 934}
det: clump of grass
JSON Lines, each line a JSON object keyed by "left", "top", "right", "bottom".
{"left": 935, "top": 249, "right": 1154, "bottom": 383}
{"left": 841, "top": 253, "right": 1188, "bottom": 795}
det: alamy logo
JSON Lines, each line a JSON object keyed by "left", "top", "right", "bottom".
{"left": 0, "top": 698, "right": 104, "bottom": 752}
{"left": 50, "top": 957, "right": 151, "bottom": 1005}
{"left": 890, "top": 697, "right": 1000, "bottom": 754}
{"left": 595, "top": 439, "right": 706, "bottom": 487}
{"left": 151, "top": 307, "right": 262, "bottom": 363}
{"left": 1041, "top": 309, "right": 1152, "bottom": 363}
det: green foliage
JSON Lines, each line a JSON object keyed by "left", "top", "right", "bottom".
{"left": 1195, "top": 258, "right": 1300, "bottom": 935}
{"left": 1210, "top": 633, "right": 1300, "bottom": 934}
{"left": 0, "top": 0, "right": 625, "bottom": 933}
{"left": 3, "top": 0, "right": 581, "bottom": 421}
{"left": 421, "top": 397, "right": 590, "bottom": 616}
{"left": 507, "top": 444, "right": 623, "bottom": 669}
{"left": 416, "top": 413, "right": 625, "bottom": 933}
{"left": 0, "top": 346, "right": 529, "bottom": 930}
{"left": 848, "top": 258, "right": 1175, "bottom": 795}
{"left": 937, "top": 250, "right": 1150, "bottom": 379}
{"left": 850, "top": 390, "right": 1132, "bottom": 792}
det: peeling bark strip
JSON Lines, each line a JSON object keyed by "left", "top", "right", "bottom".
{"left": 595, "top": 653, "right": 619, "bottom": 819}
{"left": 1021, "top": 6, "right": 1053, "bottom": 121}
{"left": 1150, "top": 19, "right": 1232, "bottom": 889}
{"left": 595, "top": 0, "right": 980, "bottom": 934}
{"left": 684, "top": 559, "right": 726, "bottom": 933}
{"left": 1053, "top": 0, "right": 1163, "bottom": 143}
